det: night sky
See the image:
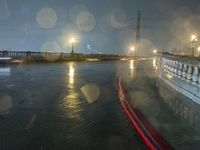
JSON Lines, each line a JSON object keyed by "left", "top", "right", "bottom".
{"left": 0, "top": 0, "right": 200, "bottom": 55}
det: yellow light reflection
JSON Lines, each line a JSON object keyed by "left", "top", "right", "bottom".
{"left": 69, "top": 63, "right": 75, "bottom": 85}
{"left": 166, "top": 74, "right": 173, "bottom": 79}
{"left": 153, "top": 58, "right": 156, "bottom": 68}
{"left": 130, "top": 60, "right": 136, "bottom": 78}
{"left": 153, "top": 58, "right": 158, "bottom": 72}
{"left": 70, "top": 38, "right": 75, "bottom": 44}
{"left": 130, "top": 60, "right": 134, "bottom": 70}
{"left": 198, "top": 47, "right": 200, "bottom": 52}
{"left": 61, "top": 62, "right": 82, "bottom": 119}
{"left": 87, "top": 58, "right": 100, "bottom": 61}
{"left": 120, "top": 58, "right": 128, "bottom": 61}
{"left": 191, "top": 34, "right": 197, "bottom": 41}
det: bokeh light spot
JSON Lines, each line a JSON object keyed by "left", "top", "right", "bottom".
{"left": 76, "top": 11, "right": 96, "bottom": 32}
{"left": 70, "top": 4, "right": 88, "bottom": 22}
{"left": 0, "top": 93, "right": 12, "bottom": 114}
{"left": 109, "top": 9, "right": 128, "bottom": 29}
{"left": 41, "top": 41, "right": 61, "bottom": 61}
{"left": 0, "top": 0, "right": 10, "bottom": 20}
{"left": 81, "top": 83, "right": 100, "bottom": 103}
{"left": 36, "top": 8, "right": 57, "bottom": 29}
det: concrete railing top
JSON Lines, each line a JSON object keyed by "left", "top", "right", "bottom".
{"left": 157, "top": 52, "right": 200, "bottom": 66}
{"left": 157, "top": 52, "right": 200, "bottom": 104}
{"left": 157, "top": 52, "right": 200, "bottom": 67}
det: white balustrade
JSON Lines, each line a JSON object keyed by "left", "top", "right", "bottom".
{"left": 186, "top": 65, "right": 192, "bottom": 83}
{"left": 177, "top": 63, "right": 182, "bottom": 78}
{"left": 181, "top": 64, "right": 187, "bottom": 81}
{"left": 192, "top": 66, "right": 198, "bottom": 85}
{"left": 161, "top": 58, "right": 200, "bottom": 85}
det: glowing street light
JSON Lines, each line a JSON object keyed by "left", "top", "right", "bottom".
{"left": 70, "top": 37, "right": 76, "bottom": 54}
{"left": 198, "top": 46, "right": 200, "bottom": 51}
{"left": 130, "top": 46, "right": 136, "bottom": 57}
{"left": 130, "top": 46, "right": 135, "bottom": 51}
{"left": 197, "top": 47, "right": 200, "bottom": 56}
{"left": 191, "top": 35, "right": 197, "bottom": 42}
{"left": 190, "top": 34, "right": 198, "bottom": 56}
{"left": 70, "top": 38, "right": 75, "bottom": 44}
{"left": 153, "top": 49, "right": 157, "bottom": 54}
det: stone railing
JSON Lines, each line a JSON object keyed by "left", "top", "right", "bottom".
{"left": 156, "top": 53, "right": 200, "bottom": 129}
{"left": 157, "top": 53, "right": 200, "bottom": 104}
{"left": 161, "top": 58, "right": 200, "bottom": 85}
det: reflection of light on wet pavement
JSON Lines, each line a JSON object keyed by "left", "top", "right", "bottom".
{"left": 153, "top": 58, "right": 158, "bottom": 73}
{"left": 130, "top": 60, "right": 134, "bottom": 70}
{"left": 86, "top": 58, "right": 100, "bottom": 61}
{"left": 69, "top": 63, "right": 75, "bottom": 85}
{"left": 0, "top": 93, "right": 12, "bottom": 114}
{"left": 120, "top": 58, "right": 128, "bottom": 61}
{"left": 63, "top": 63, "right": 82, "bottom": 119}
{"left": 166, "top": 73, "right": 173, "bottom": 79}
{"left": 0, "top": 67, "right": 10, "bottom": 76}
{"left": 7, "top": 84, "right": 14, "bottom": 88}
{"left": 81, "top": 83, "right": 100, "bottom": 103}
{"left": 130, "top": 60, "right": 136, "bottom": 78}
{"left": 153, "top": 58, "right": 156, "bottom": 68}
{"left": 25, "top": 114, "right": 36, "bottom": 130}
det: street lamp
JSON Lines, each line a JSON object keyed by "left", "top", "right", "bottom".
{"left": 130, "top": 46, "right": 135, "bottom": 51}
{"left": 70, "top": 38, "right": 75, "bottom": 55}
{"left": 197, "top": 46, "right": 200, "bottom": 56}
{"left": 190, "top": 34, "right": 198, "bottom": 57}
{"left": 198, "top": 46, "right": 200, "bottom": 52}
{"left": 130, "top": 46, "right": 136, "bottom": 57}
{"left": 153, "top": 49, "right": 157, "bottom": 54}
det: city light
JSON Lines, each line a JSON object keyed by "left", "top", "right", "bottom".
{"left": 70, "top": 38, "right": 76, "bottom": 44}
{"left": 69, "top": 37, "right": 77, "bottom": 54}
{"left": 69, "top": 63, "right": 75, "bottom": 84}
{"left": 153, "top": 58, "right": 156, "bottom": 68}
{"left": 198, "top": 47, "right": 200, "bottom": 52}
{"left": 129, "top": 46, "right": 135, "bottom": 56}
{"left": 130, "top": 60, "right": 134, "bottom": 69}
{"left": 191, "top": 34, "right": 197, "bottom": 42}
{"left": 153, "top": 49, "right": 157, "bottom": 54}
{"left": 130, "top": 46, "right": 135, "bottom": 51}
{"left": 190, "top": 34, "right": 198, "bottom": 56}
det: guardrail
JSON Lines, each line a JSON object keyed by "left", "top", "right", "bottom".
{"left": 161, "top": 58, "right": 200, "bottom": 85}
{"left": 157, "top": 53, "right": 200, "bottom": 129}
{"left": 0, "top": 50, "right": 72, "bottom": 58}
{"left": 158, "top": 54, "right": 200, "bottom": 101}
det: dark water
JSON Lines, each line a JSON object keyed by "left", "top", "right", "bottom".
{"left": 0, "top": 62, "right": 146, "bottom": 150}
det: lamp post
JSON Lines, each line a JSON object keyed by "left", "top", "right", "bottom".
{"left": 130, "top": 46, "right": 135, "bottom": 57}
{"left": 197, "top": 46, "right": 200, "bottom": 57}
{"left": 191, "top": 35, "right": 198, "bottom": 57}
{"left": 153, "top": 49, "right": 157, "bottom": 55}
{"left": 70, "top": 38, "right": 75, "bottom": 55}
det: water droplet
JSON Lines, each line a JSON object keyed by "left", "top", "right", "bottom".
{"left": 81, "top": 83, "right": 100, "bottom": 103}
{"left": 36, "top": 8, "right": 57, "bottom": 29}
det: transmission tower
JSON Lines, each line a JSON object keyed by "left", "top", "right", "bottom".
{"left": 136, "top": 10, "right": 141, "bottom": 56}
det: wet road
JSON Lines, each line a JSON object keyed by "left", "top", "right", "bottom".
{"left": 0, "top": 62, "right": 146, "bottom": 150}
{"left": 121, "top": 59, "right": 200, "bottom": 150}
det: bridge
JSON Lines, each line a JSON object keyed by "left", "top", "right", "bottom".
{"left": 156, "top": 52, "right": 200, "bottom": 129}
{"left": 0, "top": 50, "right": 139, "bottom": 63}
